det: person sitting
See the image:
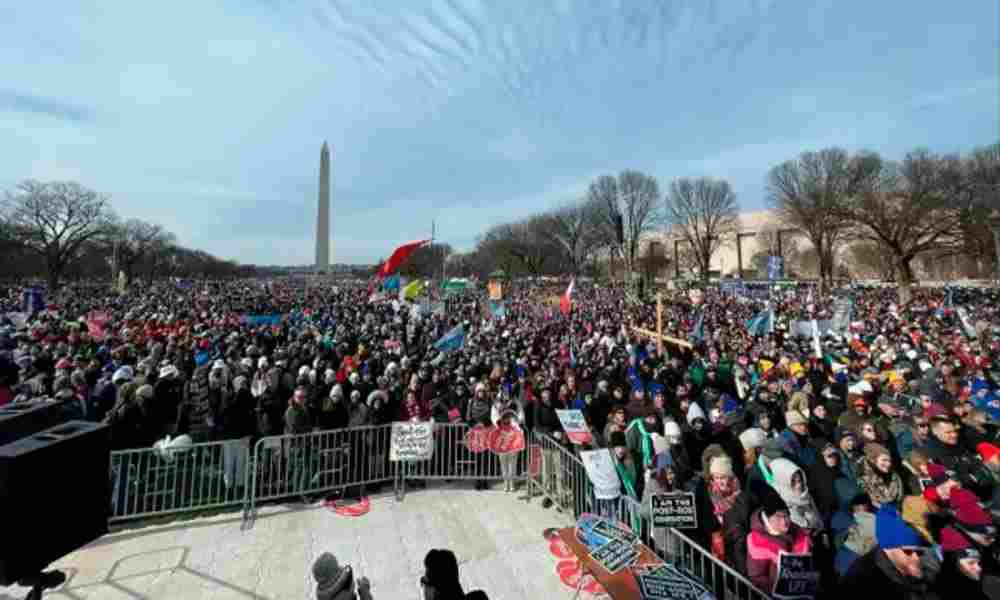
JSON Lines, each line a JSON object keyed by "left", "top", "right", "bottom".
{"left": 746, "top": 489, "right": 812, "bottom": 593}
{"left": 420, "top": 549, "right": 465, "bottom": 600}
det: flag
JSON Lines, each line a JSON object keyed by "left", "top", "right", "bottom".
{"left": 488, "top": 300, "right": 506, "bottom": 319}
{"left": 560, "top": 278, "right": 575, "bottom": 316}
{"left": 487, "top": 281, "right": 503, "bottom": 300}
{"left": 402, "top": 279, "right": 426, "bottom": 300}
{"left": 434, "top": 324, "right": 466, "bottom": 353}
{"left": 382, "top": 274, "right": 401, "bottom": 292}
{"left": 811, "top": 319, "right": 822, "bottom": 358}
{"left": 691, "top": 311, "right": 705, "bottom": 342}
{"left": 377, "top": 239, "right": 431, "bottom": 279}
{"left": 746, "top": 307, "right": 774, "bottom": 337}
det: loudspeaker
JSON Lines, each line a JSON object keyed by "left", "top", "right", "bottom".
{"left": 0, "top": 420, "right": 110, "bottom": 585}
{"left": 0, "top": 401, "right": 65, "bottom": 447}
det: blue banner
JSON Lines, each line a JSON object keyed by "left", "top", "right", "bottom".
{"left": 766, "top": 256, "right": 783, "bottom": 280}
{"left": 241, "top": 314, "right": 282, "bottom": 326}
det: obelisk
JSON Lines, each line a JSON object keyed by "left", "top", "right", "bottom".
{"left": 315, "top": 142, "right": 331, "bottom": 270}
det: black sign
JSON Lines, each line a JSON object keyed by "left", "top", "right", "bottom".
{"left": 590, "top": 537, "right": 639, "bottom": 574}
{"left": 772, "top": 552, "right": 819, "bottom": 599}
{"left": 635, "top": 564, "right": 713, "bottom": 600}
{"left": 592, "top": 519, "right": 639, "bottom": 547}
{"left": 651, "top": 492, "right": 697, "bottom": 529}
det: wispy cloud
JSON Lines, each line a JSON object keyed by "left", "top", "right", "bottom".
{"left": 911, "top": 78, "right": 999, "bottom": 111}
{"left": 0, "top": 89, "right": 96, "bottom": 123}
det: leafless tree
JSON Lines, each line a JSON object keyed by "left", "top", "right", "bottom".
{"left": 103, "top": 218, "right": 176, "bottom": 284}
{"left": 748, "top": 225, "right": 806, "bottom": 277}
{"left": 587, "top": 171, "right": 662, "bottom": 287}
{"left": 844, "top": 149, "right": 967, "bottom": 303}
{"left": 665, "top": 177, "right": 739, "bottom": 281}
{"left": 1, "top": 180, "right": 116, "bottom": 289}
{"left": 539, "top": 198, "right": 602, "bottom": 276}
{"left": 766, "top": 148, "right": 859, "bottom": 291}
{"left": 845, "top": 241, "right": 897, "bottom": 281}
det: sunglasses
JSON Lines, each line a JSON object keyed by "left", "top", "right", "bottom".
{"left": 901, "top": 548, "right": 925, "bottom": 557}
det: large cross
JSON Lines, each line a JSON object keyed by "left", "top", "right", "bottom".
{"left": 632, "top": 292, "right": 693, "bottom": 351}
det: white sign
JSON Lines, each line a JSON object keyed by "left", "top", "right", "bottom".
{"left": 555, "top": 409, "right": 593, "bottom": 445}
{"left": 389, "top": 421, "right": 434, "bottom": 462}
{"left": 580, "top": 449, "right": 621, "bottom": 500}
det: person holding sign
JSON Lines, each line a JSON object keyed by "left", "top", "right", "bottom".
{"left": 746, "top": 489, "right": 812, "bottom": 594}
{"left": 491, "top": 393, "right": 525, "bottom": 492}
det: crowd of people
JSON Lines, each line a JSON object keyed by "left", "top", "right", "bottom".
{"left": 2, "top": 276, "right": 1000, "bottom": 599}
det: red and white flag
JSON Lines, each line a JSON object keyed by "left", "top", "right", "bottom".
{"left": 560, "top": 278, "right": 575, "bottom": 316}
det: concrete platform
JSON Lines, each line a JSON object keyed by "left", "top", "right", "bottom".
{"left": 1, "top": 483, "right": 578, "bottom": 600}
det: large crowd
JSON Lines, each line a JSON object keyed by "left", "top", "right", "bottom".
{"left": 2, "top": 277, "right": 1000, "bottom": 600}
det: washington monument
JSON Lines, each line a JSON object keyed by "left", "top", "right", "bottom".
{"left": 315, "top": 141, "right": 331, "bottom": 269}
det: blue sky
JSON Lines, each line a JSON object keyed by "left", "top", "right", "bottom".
{"left": 2, "top": 1, "right": 997, "bottom": 265}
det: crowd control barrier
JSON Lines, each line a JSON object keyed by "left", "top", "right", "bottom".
{"left": 107, "top": 426, "right": 771, "bottom": 599}
{"left": 526, "top": 431, "right": 771, "bottom": 600}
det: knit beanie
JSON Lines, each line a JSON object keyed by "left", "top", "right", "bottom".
{"left": 784, "top": 410, "right": 807, "bottom": 428}
{"left": 761, "top": 488, "right": 789, "bottom": 518}
{"left": 955, "top": 500, "right": 995, "bottom": 535}
{"left": 686, "top": 402, "right": 706, "bottom": 425}
{"left": 875, "top": 505, "right": 923, "bottom": 550}
{"left": 761, "top": 438, "right": 785, "bottom": 461}
{"left": 663, "top": 420, "right": 682, "bottom": 441}
{"left": 940, "top": 526, "right": 979, "bottom": 560}
{"left": 977, "top": 442, "right": 1000, "bottom": 464}
{"left": 926, "top": 463, "right": 952, "bottom": 487}
{"left": 739, "top": 427, "right": 767, "bottom": 450}
{"left": 708, "top": 455, "right": 734, "bottom": 478}
{"left": 609, "top": 431, "right": 627, "bottom": 449}
{"left": 312, "top": 553, "right": 349, "bottom": 600}
{"left": 863, "top": 443, "right": 889, "bottom": 465}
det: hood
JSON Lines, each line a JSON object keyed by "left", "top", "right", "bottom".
{"left": 686, "top": 402, "right": 706, "bottom": 426}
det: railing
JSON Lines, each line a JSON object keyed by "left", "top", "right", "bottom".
{"left": 526, "top": 431, "right": 772, "bottom": 600}
{"left": 107, "top": 427, "right": 771, "bottom": 600}
{"left": 109, "top": 438, "right": 250, "bottom": 523}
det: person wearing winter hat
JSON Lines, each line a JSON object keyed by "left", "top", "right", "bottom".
{"left": 936, "top": 527, "right": 988, "bottom": 599}
{"left": 746, "top": 437, "right": 786, "bottom": 502}
{"left": 739, "top": 427, "right": 768, "bottom": 469}
{"left": 953, "top": 499, "right": 998, "bottom": 573}
{"left": 769, "top": 458, "right": 824, "bottom": 531}
{"left": 841, "top": 505, "right": 931, "bottom": 598}
{"left": 976, "top": 442, "right": 1000, "bottom": 517}
{"left": 311, "top": 552, "right": 372, "bottom": 600}
{"left": 858, "top": 443, "right": 904, "bottom": 510}
{"left": 745, "top": 488, "right": 812, "bottom": 593}
{"left": 609, "top": 430, "right": 639, "bottom": 502}
{"left": 778, "top": 410, "right": 818, "bottom": 468}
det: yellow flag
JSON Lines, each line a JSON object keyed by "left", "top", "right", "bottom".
{"left": 402, "top": 279, "right": 425, "bottom": 300}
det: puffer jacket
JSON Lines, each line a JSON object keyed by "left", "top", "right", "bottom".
{"left": 746, "top": 508, "right": 812, "bottom": 593}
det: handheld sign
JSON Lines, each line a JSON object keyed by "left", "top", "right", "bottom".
{"left": 590, "top": 537, "right": 639, "bottom": 574}
{"left": 634, "top": 563, "right": 714, "bottom": 600}
{"left": 556, "top": 409, "right": 593, "bottom": 445}
{"left": 579, "top": 449, "right": 621, "bottom": 500}
{"left": 772, "top": 552, "right": 819, "bottom": 599}
{"left": 464, "top": 424, "right": 491, "bottom": 454}
{"left": 651, "top": 492, "right": 698, "bottom": 530}
{"left": 389, "top": 421, "right": 434, "bottom": 462}
{"left": 487, "top": 425, "right": 526, "bottom": 454}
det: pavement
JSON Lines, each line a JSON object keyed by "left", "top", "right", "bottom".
{"left": 0, "top": 482, "right": 579, "bottom": 600}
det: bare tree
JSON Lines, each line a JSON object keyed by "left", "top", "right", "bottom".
{"left": 587, "top": 171, "right": 662, "bottom": 287}
{"left": 665, "top": 177, "right": 739, "bottom": 281}
{"left": 1, "top": 180, "right": 116, "bottom": 290}
{"left": 845, "top": 149, "right": 967, "bottom": 303}
{"left": 539, "top": 198, "right": 603, "bottom": 276}
{"left": 767, "top": 148, "right": 859, "bottom": 291}
{"left": 103, "top": 218, "right": 176, "bottom": 284}
{"left": 845, "top": 241, "right": 897, "bottom": 281}
{"left": 748, "top": 226, "right": 806, "bottom": 277}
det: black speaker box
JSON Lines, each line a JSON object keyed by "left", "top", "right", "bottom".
{"left": 0, "top": 401, "right": 65, "bottom": 447}
{"left": 0, "top": 420, "right": 110, "bottom": 585}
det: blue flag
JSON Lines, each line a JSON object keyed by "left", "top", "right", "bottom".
{"left": 691, "top": 311, "right": 705, "bottom": 342}
{"left": 488, "top": 300, "right": 506, "bottom": 319}
{"left": 746, "top": 307, "right": 774, "bottom": 337}
{"left": 382, "top": 274, "right": 401, "bottom": 292}
{"left": 194, "top": 350, "right": 211, "bottom": 367}
{"left": 434, "top": 324, "right": 465, "bottom": 353}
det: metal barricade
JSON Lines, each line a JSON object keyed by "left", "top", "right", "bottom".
{"left": 109, "top": 438, "right": 251, "bottom": 523}
{"left": 527, "top": 432, "right": 771, "bottom": 600}
{"left": 244, "top": 425, "right": 393, "bottom": 527}
{"left": 395, "top": 423, "right": 530, "bottom": 499}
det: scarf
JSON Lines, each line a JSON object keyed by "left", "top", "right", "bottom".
{"left": 626, "top": 418, "right": 654, "bottom": 467}
{"left": 757, "top": 454, "right": 775, "bottom": 486}
{"left": 859, "top": 460, "right": 904, "bottom": 508}
{"left": 614, "top": 457, "right": 639, "bottom": 501}
{"left": 708, "top": 475, "right": 741, "bottom": 520}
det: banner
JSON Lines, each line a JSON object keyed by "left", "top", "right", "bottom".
{"left": 579, "top": 449, "right": 621, "bottom": 500}
{"left": 634, "top": 563, "right": 714, "bottom": 600}
{"left": 830, "top": 297, "right": 853, "bottom": 334}
{"left": 241, "top": 314, "right": 282, "bottom": 326}
{"left": 767, "top": 256, "right": 783, "bottom": 280}
{"left": 487, "top": 425, "right": 525, "bottom": 454}
{"left": 389, "top": 421, "right": 434, "bottom": 462}
{"left": 465, "top": 424, "right": 491, "bottom": 453}
{"left": 719, "top": 280, "right": 746, "bottom": 296}
{"left": 556, "top": 409, "right": 593, "bottom": 445}
{"left": 650, "top": 492, "right": 697, "bottom": 530}
{"left": 488, "top": 281, "right": 503, "bottom": 300}
{"left": 772, "top": 552, "right": 819, "bottom": 599}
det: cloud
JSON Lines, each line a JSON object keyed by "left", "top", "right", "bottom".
{"left": 0, "top": 89, "right": 96, "bottom": 123}
{"left": 910, "top": 78, "right": 1000, "bottom": 111}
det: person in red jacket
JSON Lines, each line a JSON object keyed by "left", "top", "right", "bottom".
{"left": 746, "top": 489, "right": 812, "bottom": 593}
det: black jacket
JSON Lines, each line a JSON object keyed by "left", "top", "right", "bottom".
{"left": 840, "top": 548, "right": 939, "bottom": 600}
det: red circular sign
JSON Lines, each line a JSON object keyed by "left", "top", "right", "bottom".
{"left": 464, "top": 424, "right": 491, "bottom": 453}
{"left": 487, "top": 426, "right": 525, "bottom": 454}
{"left": 326, "top": 496, "right": 370, "bottom": 518}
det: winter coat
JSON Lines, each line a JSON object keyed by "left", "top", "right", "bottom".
{"left": 778, "top": 428, "right": 818, "bottom": 469}
{"left": 221, "top": 388, "right": 257, "bottom": 439}
{"left": 745, "top": 507, "right": 811, "bottom": 593}
{"left": 532, "top": 401, "right": 561, "bottom": 436}
{"left": 284, "top": 403, "right": 312, "bottom": 435}
{"left": 808, "top": 458, "right": 843, "bottom": 526}
{"left": 722, "top": 490, "right": 756, "bottom": 576}
{"left": 857, "top": 460, "right": 904, "bottom": 509}
{"left": 840, "top": 548, "right": 939, "bottom": 600}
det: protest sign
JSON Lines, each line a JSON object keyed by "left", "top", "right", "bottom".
{"left": 555, "top": 409, "right": 593, "bottom": 445}
{"left": 634, "top": 563, "right": 714, "bottom": 600}
{"left": 389, "top": 421, "right": 434, "bottom": 462}
{"left": 488, "top": 281, "right": 503, "bottom": 300}
{"left": 591, "top": 518, "right": 638, "bottom": 547}
{"left": 464, "top": 424, "right": 490, "bottom": 453}
{"left": 650, "top": 492, "right": 697, "bottom": 529}
{"left": 579, "top": 449, "right": 621, "bottom": 500}
{"left": 590, "top": 537, "right": 639, "bottom": 574}
{"left": 487, "top": 425, "right": 525, "bottom": 454}
{"left": 772, "top": 552, "right": 819, "bottom": 599}
{"left": 528, "top": 446, "right": 543, "bottom": 478}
